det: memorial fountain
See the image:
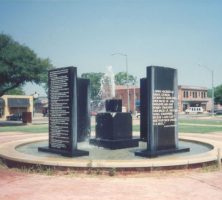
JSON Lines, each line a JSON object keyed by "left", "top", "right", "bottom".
{"left": 90, "top": 66, "right": 139, "bottom": 149}
{"left": 0, "top": 65, "right": 217, "bottom": 172}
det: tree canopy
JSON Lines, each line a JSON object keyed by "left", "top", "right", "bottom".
{"left": 5, "top": 86, "right": 25, "bottom": 95}
{"left": 208, "top": 84, "right": 222, "bottom": 105}
{"left": 115, "top": 71, "right": 137, "bottom": 85}
{"left": 0, "top": 33, "right": 53, "bottom": 97}
{"left": 207, "top": 89, "right": 212, "bottom": 98}
{"left": 81, "top": 72, "right": 104, "bottom": 100}
{"left": 214, "top": 84, "right": 222, "bottom": 105}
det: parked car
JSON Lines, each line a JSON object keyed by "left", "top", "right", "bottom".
{"left": 135, "top": 112, "right": 140, "bottom": 118}
{"left": 6, "top": 113, "right": 22, "bottom": 121}
{"left": 185, "top": 107, "right": 203, "bottom": 114}
{"left": 215, "top": 110, "right": 222, "bottom": 115}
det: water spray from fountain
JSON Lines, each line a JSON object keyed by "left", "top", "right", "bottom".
{"left": 91, "top": 66, "right": 116, "bottom": 113}
{"left": 98, "top": 65, "right": 116, "bottom": 100}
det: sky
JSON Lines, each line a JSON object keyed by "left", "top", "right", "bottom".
{"left": 0, "top": 0, "right": 222, "bottom": 96}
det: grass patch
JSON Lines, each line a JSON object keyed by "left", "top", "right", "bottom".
{"left": 133, "top": 123, "right": 222, "bottom": 133}
{"left": 0, "top": 118, "right": 222, "bottom": 134}
{"left": 91, "top": 126, "right": 95, "bottom": 132}
{"left": 179, "top": 125, "right": 222, "bottom": 133}
{"left": 0, "top": 159, "right": 6, "bottom": 169}
{"left": 108, "top": 168, "right": 116, "bottom": 176}
{"left": 0, "top": 124, "right": 48, "bottom": 133}
{"left": 179, "top": 119, "right": 222, "bottom": 125}
{"left": 201, "top": 162, "right": 219, "bottom": 172}
{"left": 18, "top": 165, "right": 56, "bottom": 175}
{"left": 133, "top": 125, "right": 140, "bottom": 132}
{"left": 1, "top": 124, "right": 221, "bottom": 134}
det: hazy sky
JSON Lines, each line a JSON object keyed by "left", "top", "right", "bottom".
{"left": 0, "top": 0, "right": 222, "bottom": 96}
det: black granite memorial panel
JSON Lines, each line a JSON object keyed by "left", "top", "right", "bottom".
{"left": 153, "top": 67, "right": 176, "bottom": 150}
{"left": 140, "top": 78, "right": 148, "bottom": 141}
{"left": 77, "top": 78, "right": 90, "bottom": 142}
{"left": 48, "top": 67, "right": 73, "bottom": 152}
{"left": 135, "top": 66, "right": 189, "bottom": 157}
{"left": 38, "top": 66, "right": 89, "bottom": 157}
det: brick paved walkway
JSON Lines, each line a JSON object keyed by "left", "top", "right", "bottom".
{"left": 0, "top": 132, "right": 222, "bottom": 200}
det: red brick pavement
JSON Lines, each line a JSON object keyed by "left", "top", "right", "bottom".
{"left": 0, "top": 132, "right": 222, "bottom": 200}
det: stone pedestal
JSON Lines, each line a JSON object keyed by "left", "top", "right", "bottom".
{"left": 90, "top": 99, "right": 139, "bottom": 149}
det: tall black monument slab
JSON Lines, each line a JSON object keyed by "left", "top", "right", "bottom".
{"left": 77, "top": 78, "right": 91, "bottom": 142}
{"left": 135, "top": 66, "right": 189, "bottom": 157}
{"left": 90, "top": 99, "right": 139, "bottom": 149}
{"left": 38, "top": 67, "right": 89, "bottom": 157}
{"left": 140, "top": 78, "right": 148, "bottom": 141}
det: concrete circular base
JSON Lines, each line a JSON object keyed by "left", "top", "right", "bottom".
{"left": 0, "top": 132, "right": 221, "bottom": 171}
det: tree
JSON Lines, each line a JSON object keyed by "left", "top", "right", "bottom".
{"left": 5, "top": 86, "right": 25, "bottom": 95}
{"left": 214, "top": 84, "right": 222, "bottom": 105}
{"left": 81, "top": 72, "right": 104, "bottom": 100}
{"left": 115, "top": 71, "right": 137, "bottom": 85}
{"left": 0, "top": 33, "right": 53, "bottom": 97}
{"left": 207, "top": 89, "right": 212, "bottom": 98}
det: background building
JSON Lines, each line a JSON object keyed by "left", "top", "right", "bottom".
{"left": 34, "top": 96, "right": 48, "bottom": 114}
{"left": 0, "top": 95, "right": 33, "bottom": 120}
{"left": 178, "top": 85, "right": 208, "bottom": 112}
{"left": 115, "top": 85, "right": 140, "bottom": 113}
{"left": 115, "top": 85, "right": 210, "bottom": 113}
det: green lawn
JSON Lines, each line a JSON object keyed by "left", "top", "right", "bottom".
{"left": 0, "top": 124, "right": 48, "bottom": 133}
{"left": 0, "top": 119, "right": 222, "bottom": 134}
{"left": 179, "top": 125, "right": 222, "bottom": 133}
{"left": 133, "top": 124, "right": 222, "bottom": 133}
{"left": 179, "top": 119, "right": 222, "bottom": 125}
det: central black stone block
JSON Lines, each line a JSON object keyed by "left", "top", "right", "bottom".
{"left": 105, "top": 99, "right": 122, "bottom": 112}
{"left": 90, "top": 112, "right": 139, "bottom": 149}
{"left": 96, "top": 112, "right": 132, "bottom": 139}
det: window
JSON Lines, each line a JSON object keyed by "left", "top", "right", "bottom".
{"left": 183, "top": 91, "right": 189, "bottom": 98}
{"left": 192, "top": 91, "right": 198, "bottom": 98}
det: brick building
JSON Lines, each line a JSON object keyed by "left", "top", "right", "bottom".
{"left": 115, "top": 85, "right": 209, "bottom": 113}
{"left": 178, "top": 85, "right": 208, "bottom": 112}
{"left": 115, "top": 85, "right": 140, "bottom": 112}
